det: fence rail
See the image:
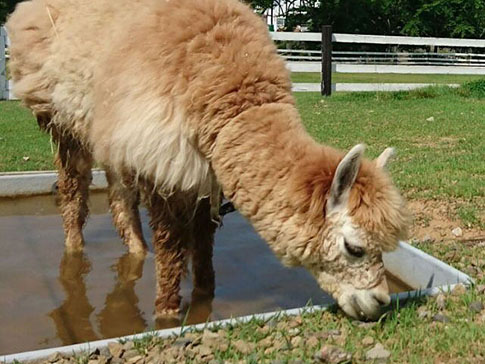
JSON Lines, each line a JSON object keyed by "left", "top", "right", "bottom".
{"left": 1, "top": 27, "right": 9, "bottom": 100}
{"left": 284, "top": 62, "right": 485, "bottom": 75}
{"left": 271, "top": 30, "right": 485, "bottom": 94}
{"left": 271, "top": 31, "right": 485, "bottom": 48}
{"left": 278, "top": 50, "right": 485, "bottom": 67}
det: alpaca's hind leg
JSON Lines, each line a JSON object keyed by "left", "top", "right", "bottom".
{"left": 146, "top": 192, "right": 188, "bottom": 317}
{"left": 191, "top": 197, "right": 218, "bottom": 297}
{"left": 105, "top": 168, "right": 147, "bottom": 255}
{"left": 55, "top": 133, "right": 93, "bottom": 252}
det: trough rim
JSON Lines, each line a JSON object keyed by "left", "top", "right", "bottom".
{"left": 0, "top": 170, "right": 107, "bottom": 197}
{"left": 0, "top": 241, "right": 473, "bottom": 363}
{"left": 0, "top": 169, "right": 104, "bottom": 176}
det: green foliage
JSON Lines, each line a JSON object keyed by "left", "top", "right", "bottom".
{"left": 0, "top": 0, "right": 21, "bottom": 25}
{"left": 2, "top": 0, "right": 483, "bottom": 38}
{"left": 458, "top": 78, "right": 485, "bottom": 98}
{"left": 285, "top": 0, "right": 397, "bottom": 34}
{"left": 403, "top": 0, "right": 485, "bottom": 38}
{"left": 0, "top": 0, "right": 8, "bottom": 25}
{"left": 260, "top": 0, "right": 485, "bottom": 38}
{"left": 247, "top": 0, "right": 274, "bottom": 12}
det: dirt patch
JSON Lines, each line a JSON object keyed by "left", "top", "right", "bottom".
{"left": 411, "top": 136, "right": 460, "bottom": 149}
{"left": 408, "top": 199, "right": 484, "bottom": 243}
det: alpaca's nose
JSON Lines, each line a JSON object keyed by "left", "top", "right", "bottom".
{"left": 372, "top": 278, "right": 391, "bottom": 306}
{"left": 372, "top": 292, "right": 391, "bottom": 306}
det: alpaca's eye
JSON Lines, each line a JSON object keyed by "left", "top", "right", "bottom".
{"left": 344, "top": 240, "right": 365, "bottom": 258}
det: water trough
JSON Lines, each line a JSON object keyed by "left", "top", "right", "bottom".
{"left": 0, "top": 172, "right": 472, "bottom": 362}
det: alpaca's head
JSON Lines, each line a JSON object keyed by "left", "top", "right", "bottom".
{"left": 295, "top": 144, "right": 410, "bottom": 320}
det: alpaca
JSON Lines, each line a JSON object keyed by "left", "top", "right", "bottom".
{"left": 6, "top": 0, "right": 410, "bottom": 320}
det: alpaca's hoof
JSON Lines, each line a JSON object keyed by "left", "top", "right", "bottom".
{"left": 154, "top": 314, "right": 181, "bottom": 330}
{"left": 125, "top": 236, "right": 148, "bottom": 255}
{"left": 154, "top": 307, "right": 180, "bottom": 319}
{"left": 65, "top": 234, "right": 84, "bottom": 252}
{"left": 127, "top": 242, "right": 148, "bottom": 256}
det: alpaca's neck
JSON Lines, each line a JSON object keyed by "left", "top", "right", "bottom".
{"left": 211, "top": 103, "right": 321, "bottom": 263}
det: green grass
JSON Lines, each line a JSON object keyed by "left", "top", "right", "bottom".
{"left": 0, "top": 101, "right": 54, "bottom": 171}
{"left": 457, "top": 205, "right": 485, "bottom": 230}
{"left": 293, "top": 84, "right": 485, "bottom": 228}
{"left": 295, "top": 86, "right": 485, "bottom": 202}
{"left": 291, "top": 72, "right": 485, "bottom": 84}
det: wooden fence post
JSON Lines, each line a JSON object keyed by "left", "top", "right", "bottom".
{"left": 321, "top": 25, "right": 332, "bottom": 96}
{"left": 0, "top": 26, "right": 8, "bottom": 100}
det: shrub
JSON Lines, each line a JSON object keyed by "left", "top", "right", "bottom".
{"left": 457, "top": 78, "right": 485, "bottom": 98}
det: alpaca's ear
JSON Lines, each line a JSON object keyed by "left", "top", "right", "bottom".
{"left": 375, "top": 147, "right": 395, "bottom": 169}
{"left": 327, "top": 144, "right": 365, "bottom": 212}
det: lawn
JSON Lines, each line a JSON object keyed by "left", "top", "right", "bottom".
{"left": 1, "top": 85, "right": 485, "bottom": 362}
{"left": 0, "top": 101, "right": 53, "bottom": 172}
{"left": 291, "top": 72, "right": 485, "bottom": 84}
{"left": 296, "top": 87, "right": 485, "bottom": 202}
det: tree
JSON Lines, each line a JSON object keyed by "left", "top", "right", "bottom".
{"left": 402, "top": 0, "right": 485, "bottom": 38}
{"left": 251, "top": 0, "right": 485, "bottom": 38}
{"left": 1, "top": 0, "right": 21, "bottom": 25}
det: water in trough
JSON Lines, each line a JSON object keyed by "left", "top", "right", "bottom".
{"left": 0, "top": 193, "right": 410, "bottom": 355}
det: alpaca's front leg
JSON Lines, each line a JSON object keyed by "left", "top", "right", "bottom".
{"left": 55, "top": 133, "right": 93, "bottom": 252}
{"left": 105, "top": 168, "right": 147, "bottom": 255}
{"left": 146, "top": 193, "right": 188, "bottom": 317}
{"left": 191, "top": 198, "right": 217, "bottom": 297}
{"left": 152, "top": 225, "right": 187, "bottom": 316}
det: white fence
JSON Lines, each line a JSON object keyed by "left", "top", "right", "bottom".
{"left": 286, "top": 62, "right": 485, "bottom": 74}
{"left": 272, "top": 31, "right": 485, "bottom": 47}
{"left": 271, "top": 31, "right": 485, "bottom": 93}
{"left": 279, "top": 49, "right": 485, "bottom": 67}
{"left": 0, "top": 26, "right": 10, "bottom": 100}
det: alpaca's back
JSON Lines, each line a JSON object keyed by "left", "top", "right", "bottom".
{"left": 7, "top": 0, "right": 292, "bottom": 196}
{"left": 8, "top": 0, "right": 157, "bottom": 138}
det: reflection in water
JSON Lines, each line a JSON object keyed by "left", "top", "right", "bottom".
{"left": 97, "top": 253, "right": 147, "bottom": 338}
{"left": 49, "top": 250, "right": 217, "bottom": 343}
{"left": 155, "top": 291, "right": 214, "bottom": 330}
{"left": 42, "top": 249, "right": 411, "bottom": 347}
{"left": 49, "top": 252, "right": 150, "bottom": 344}
{"left": 185, "top": 291, "right": 213, "bottom": 326}
{"left": 48, "top": 252, "right": 99, "bottom": 345}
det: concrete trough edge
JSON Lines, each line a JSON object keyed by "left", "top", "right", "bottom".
{"left": 0, "top": 170, "right": 108, "bottom": 197}
{"left": 1, "top": 241, "right": 473, "bottom": 363}
{"left": 1, "top": 305, "right": 329, "bottom": 363}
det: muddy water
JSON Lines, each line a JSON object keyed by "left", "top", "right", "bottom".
{"left": 0, "top": 193, "right": 410, "bottom": 355}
